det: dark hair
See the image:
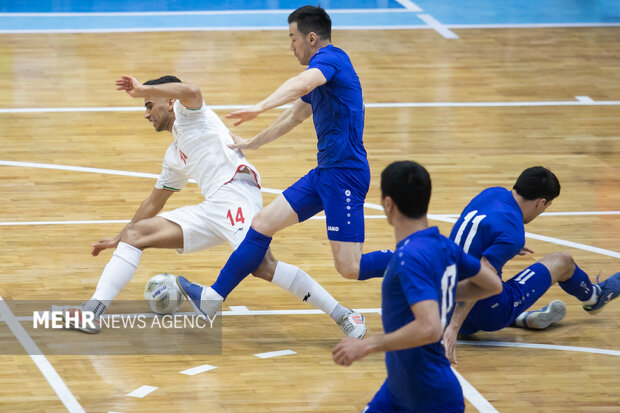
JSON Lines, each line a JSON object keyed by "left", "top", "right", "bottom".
{"left": 381, "top": 161, "right": 431, "bottom": 219}
{"left": 513, "top": 166, "right": 561, "bottom": 201}
{"left": 288, "top": 5, "right": 331, "bottom": 40}
{"left": 143, "top": 75, "right": 182, "bottom": 85}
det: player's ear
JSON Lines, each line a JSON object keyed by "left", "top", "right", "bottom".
{"left": 167, "top": 98, "right": 175, "bottom": 111}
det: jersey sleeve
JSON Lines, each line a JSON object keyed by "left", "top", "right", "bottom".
{"left": 154, "top": 147, "right": 189, "bottom": 192}
{"left": 398, "top": 254, "right": 439, "bottom": 306}
{"left": 482, "top": 219, "right": 524, "bottom": 273}
{"left": 173, "top": 99, "right": 206, "bottom": 127}
{"left": 454, "top": 246, "right": 482, "bottom": 281}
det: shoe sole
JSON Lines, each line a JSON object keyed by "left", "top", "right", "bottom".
{"left": 527, "top": 300, "right": 566, "bottom": 329}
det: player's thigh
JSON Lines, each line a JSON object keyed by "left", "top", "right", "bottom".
{"left": 251, "top": 194, "right": 300, "bottom": 236}
{"left": 124, "top": 216, "right": 184, "bottom": 250}
{"left": 158, "top": 202, "right": 229, "bottom": 254}
{"left": 364, "top": 380, "right": 397, "bottom": 413}
{"left": 318, "top": 167, "right": 370, "bottom": 243}
{"left": 279, "top": 168, "right": 324, "bottom": 227}
{"left": 330, "top": 240, "right": 363, "bottom": 278}
{"left": 464, "top": 262, "right": 552, "bottom": 332}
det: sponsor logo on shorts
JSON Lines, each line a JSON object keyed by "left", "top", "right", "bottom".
{"left": 328, "top": 226, "right": 340, "bottom": 232}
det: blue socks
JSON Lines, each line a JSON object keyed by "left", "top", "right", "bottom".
{"left": 358, "top": 250, "right": 394, "bottom": 280}
{"left": 211, "top": 227, "right": 272, "bottom": 299}
{"left": 559, "top": 265, "right": 595, "bottom": 301}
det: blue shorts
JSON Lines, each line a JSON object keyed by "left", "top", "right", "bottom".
{"left": 460, "top": 262, "right": 552, "bottom": 335}
{"left": 283, "top": 167, "right": 370, "bottom": 242}
{"left": 365, "top": 380, "right": 464, "bottom": 413}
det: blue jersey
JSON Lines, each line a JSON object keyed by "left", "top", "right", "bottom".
{"left": 382, "top": 227, "right": 481, "bottom": 411}
{"left": 449, "top": 187, "right": 525, "bottom": 275}
{"left": 301, "top": 45, "right": 368, "bottom": 170}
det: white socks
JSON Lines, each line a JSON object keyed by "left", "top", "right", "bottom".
{"left": 91, "top": 242, "right": 143, "bottom": 310}
{"left": 271, "top": 261, "right": 346, "bottom": 322}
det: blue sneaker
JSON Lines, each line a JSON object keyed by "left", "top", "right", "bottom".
{"left": 176, "top": 276, "right": 221, "bottom": 319}
{"left": 584, "top": 272, "right": 620, "bottom": 314}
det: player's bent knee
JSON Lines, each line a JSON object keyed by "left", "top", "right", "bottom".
{"left": 120, "top": 223, "right": 147, "bottom": 249}
{"left": 334, "top": 261, "right": 359, "bottom": 280}
{"left": 540, "top": 251, "right": 575, "bottom": 282}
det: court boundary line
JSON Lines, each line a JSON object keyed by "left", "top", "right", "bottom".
{"left": 2, "top": 97, "right": 620, "bottom": 113}
{"left": 1, "top": 159, "right": 618, "bottom": 259}
{"left": 0, "top": 295, "right": 85, "bottom": 412}
{"left": 1, "top": 22, "right": 619, "bottom": 34}
{"left": 452, "top": 368, "right": 499, "bottom": 413}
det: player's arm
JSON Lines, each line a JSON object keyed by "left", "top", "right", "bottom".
{"left": 226, "top": 68, "right": 325, "bottom": 126}
{"left": 228, "top": 98, "right": 313, "bottom": 150}
{"left": 115, "top": 75, "right": 202, "bottom": 109}
{"left": 332, "top": 299, "right": 442, "bottom": 367}
{"left": 91, "top": 188, "right": 174, "bottom": 256}
{"left": 443, "top": 257, "right": 500, "bottom": 364}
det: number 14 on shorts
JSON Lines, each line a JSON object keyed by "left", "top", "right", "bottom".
{"left": 226, "top": 207, "right": 245, "bottom": 226}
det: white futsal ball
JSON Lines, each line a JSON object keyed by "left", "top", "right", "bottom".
{"left": 144, "top": 273, "right": 184, "bottom": 315}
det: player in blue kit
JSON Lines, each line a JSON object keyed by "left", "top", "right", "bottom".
{"left": 442, "top": 166, "right": 620, "bottom": 363}
{"left": 175, "top": 6, "right": 384, "bottom": 327}
{"left": 332, "top": 161, "right": 502, "bottom": 413}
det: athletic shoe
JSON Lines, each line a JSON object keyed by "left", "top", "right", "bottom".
{"left": 518, "top": 300, "right": 566, "bottom": 330}
{"left": 584, "top": 272, "right": 620, "bottom": 314}
{"left": 337, "top": 310, "right": 367, "bottom": 339}
{"left": 49, "top": 304, "right": 101, "bottom": 334}
{"left": 176, "top": 276, "right": 220, "bottom": 319}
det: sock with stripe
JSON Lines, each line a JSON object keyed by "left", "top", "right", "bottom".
{"left": 559, "top": 264, "right": 598, "bottom": 304}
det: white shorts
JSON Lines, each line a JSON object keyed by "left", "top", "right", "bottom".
{"left": 159, "top": 173, "right": 262, "bottom": 254}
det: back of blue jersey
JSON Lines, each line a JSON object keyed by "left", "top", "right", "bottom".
{"left": 449, "top": 187, "right": 525, "bottom": 275}
{"left": 301, "top": 45, "right": 368, "bottom": 170}
{"left": 381, "top": 227, "right": 481, "bottom": 411}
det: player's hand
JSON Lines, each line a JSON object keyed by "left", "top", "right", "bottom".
{"left": 226, "top": 107, "right": 261, "bottom": 126}
{"left": 115, "top": 75, "right": 145, "bottom": 98}
{"left": 518, "top": 246, "right": 534, "bottom": 256}
{"left": 442, "top": 324, "right": 459, "bottom": 364}
{"left": 227, "top": 132, "right": 258, "bottom": 150}
{"left": 92, "top": 236, "right": 121, "bottom": 256}
{"left": 332, "top": 337, "right": 371, "bottom": 366}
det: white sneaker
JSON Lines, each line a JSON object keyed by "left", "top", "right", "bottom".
{"left": 337, "top": 310, "right": 367, "bottom": 339}
{"left": 519, "top": 300, "right": 566, "bottom": 330}
{"left": 49, "top": 304, "right": 101, "bottom": 334}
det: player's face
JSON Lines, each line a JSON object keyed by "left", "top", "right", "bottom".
{"left": 289, "top": 22, "right": 312, "bottom": 65}
{"left": 144, "top": 97, "right": 172, "bottom": 132}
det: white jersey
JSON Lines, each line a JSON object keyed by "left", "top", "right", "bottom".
{"left": 155, "top": 100, "right": 260, "bottom": 199}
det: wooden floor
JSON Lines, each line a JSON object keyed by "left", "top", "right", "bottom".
{"left": 0, "top": 27, "right": 619, "bottom": 412}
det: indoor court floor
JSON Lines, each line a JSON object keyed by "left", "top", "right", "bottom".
{"left": 0, "top": 1, "right": 619, "bottom": 412}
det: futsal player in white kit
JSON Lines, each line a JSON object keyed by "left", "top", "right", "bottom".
{"left": 51, "top": 75, "right": 366, "bottom": 339}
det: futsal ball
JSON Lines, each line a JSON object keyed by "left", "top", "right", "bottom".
{"left": 144, "top": 273, "right": 184, "bottom": 315}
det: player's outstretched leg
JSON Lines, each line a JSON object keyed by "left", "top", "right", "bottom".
{"left": 513, "top": 300, "right": 566, "bottom": 330}
{"left": 583, "top": 272, "right": 620, "bottom": 314}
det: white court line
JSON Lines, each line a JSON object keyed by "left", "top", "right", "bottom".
{"left": 452, "top": 368, "right": 499, "bottom": 413}
{"left": 447, "top": 22, "right": 620, "bottom": 29}
{"left": 0, "top": 8, "right": 415, "bottom": 17}
{"left": 179, "top": 364, "right": 217, "bottom": 376}
{"left": 254, "top": 349, "right": 297, "bottom": 358}
{"left": 0, "top": 295, "right": 85, "bottom": 413}
{"left": 228, "top": 305, "right": 250, "bottom": 312}
{"left": 0, "top": 25, "right": 432, "bottom": 34}
{"left": 4, "top": 97, "right": 619, "bottom": 113}
{"left": 575, "top": 95, "right": 594, "bottom": 103}
{"left": 417, "top": 14, "right": 459, "bottom": 39}
{"left": 458, "top": 340, "right": 620, "bottom": 357}
{"left": 126, "top": 385, "right": 158, "bottom": 398}
{"left": 1, "top": 160, "right": 619, "bottom": 259}
{"left": 393, "top": 0, "right": 423, "bottom": 12}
